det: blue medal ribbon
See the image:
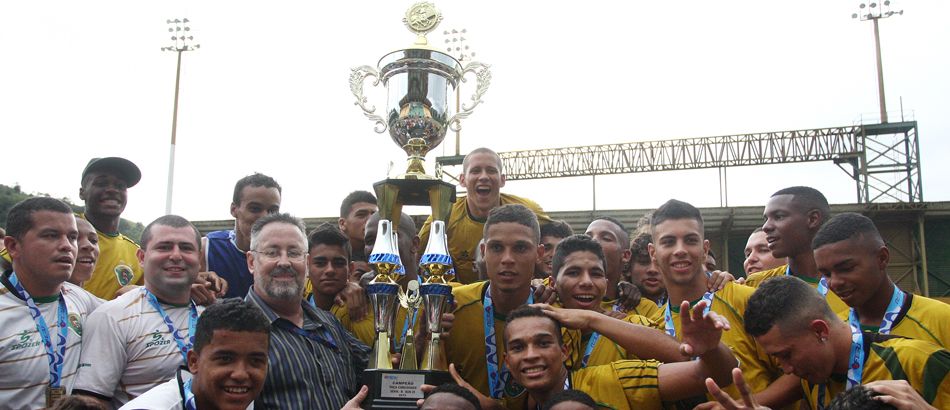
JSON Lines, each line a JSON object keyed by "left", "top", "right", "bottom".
{"left": 580, "top": 332, "right": 601, "bottom": 368}
{"left": 664, "top": 280, "right": 714, "bottom": 338}
{"left": 483, "top": 284, "right": 533, "bottom": 399}
{"left": 8, "top": 272, "right": 69, "bottom": 388}
{"left": 144, "top": 289, "right": 198, "bottom": 365}
{"left": 274, "top": 317, "right": 338, "bottom": 350}
{"left": 182, "top": 378, "right": 197, "bottom": 410}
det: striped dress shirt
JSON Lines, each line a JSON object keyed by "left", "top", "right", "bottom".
{"left": 245, "top": 289, "right": 369, "bottom": 409}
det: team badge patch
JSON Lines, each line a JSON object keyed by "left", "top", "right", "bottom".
{"left": 115, "top": 264, "right": 134, "bottom": 286}
{"left": 68, "top": 313, "right": 82, "bottom": 336}
{"left": 502, "top": 371, "right": 526, "bottom": 397}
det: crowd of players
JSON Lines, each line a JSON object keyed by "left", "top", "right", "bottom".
{"left": 0, "top": 148, "right": 947, "bottom": 410}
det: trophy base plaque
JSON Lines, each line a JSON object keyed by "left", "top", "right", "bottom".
{"left": 361, "top": 369, "right": 453, "bottom": 409}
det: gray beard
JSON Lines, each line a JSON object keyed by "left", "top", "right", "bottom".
{"left": 264, "top": 267, "right": 303, "bottom": 301}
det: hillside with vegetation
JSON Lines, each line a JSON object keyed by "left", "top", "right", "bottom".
{"left": 0, "top": 184, "right": 144, "bottom": 240}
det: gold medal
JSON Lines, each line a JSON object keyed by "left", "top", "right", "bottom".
{"left": 46, "top": 386, "right": 66, "bottom": 407}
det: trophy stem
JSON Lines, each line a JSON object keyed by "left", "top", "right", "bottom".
{"left": 399, "top": 328, "right": 418, "bottom": 370}
{"left": 403, "top": 137, "right": 431, "bottom": 178}
{"left": 421, "top": 332, "right": 448, "bottom": 371}
{"left": 372, "top": 331, "right": 394, "bottom": 370}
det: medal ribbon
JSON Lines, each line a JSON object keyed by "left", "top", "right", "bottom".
{"left": 9, "top": 272, "right": 68, "bottom": 388}
{"left": 274, "top": 318, "right": 338, "bottom": 350}
{"left": 580, "top": 332, "right": 601, "bottom": 368}
{"left": 144, "top": 289, "right": 198, "bottom": 365}
{"left": 484, "top": 284, "right": 533, "bottom": 399}
{"left": 786, "top": 265, "right": 830, "bottom": 296}
{"left": 664, "top": 291, "right": 714, "bottom": 338}
{"left": 182, "top": 378, "right": 197, "bottom": 410}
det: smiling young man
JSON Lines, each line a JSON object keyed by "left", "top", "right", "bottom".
{"left": 648, "top": 199, "right": 798, "bottom": 409}
{"left": 629, "top": 231, "right": 666, "bottom": 306}
{"left": 77, "top": 156, "right": 145, "bottom": 300}
{"left": 74, "top": 215, "right": 205, "bottom": 408}
{"left": 200, "top": 173, "right": 281, "bottom": 299}
{"left": 419, "top": 148, "right": 551, "bottom": 285}
{"left": 743, "top": 228, "right": 783, "bottom": 276}
{"left": 68, "top": 216, "right": 100, "bottom": 287}
{"left": 498, "top": 303, "right": 736, "bottom": 410}
{"left": 0, "top": 197, "right": 102, "bottom": 409}
{"left": 119, "top": 299, "right": 271, "bottom": 410}
{"left": 813, "top": 213, "right": 950, "bottom": 347}
{"left": 552, "top": 235, "right": 700, "bottom": 370}
{"left": 444, "top": 204, "right": 546, "bottom": 399}
{"left": 243, "top": 213, "right": 369, "bottom": 409}
{"left": 744, "top": 187, "right": 849, "bottom": 313}
{"left": 585, "top": 217, "right": 663, "bottom": 323}
{"left": 740, "top": 276, "right": 950, "bottom": 409}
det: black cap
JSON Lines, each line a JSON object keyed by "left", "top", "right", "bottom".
{"left": 81, "top": 157, "right": 142, "bottom": 187}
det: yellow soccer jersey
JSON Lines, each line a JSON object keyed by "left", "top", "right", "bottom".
{"left": 418, "top": 193, "right": 550, "bottom": 285}
{"left": 330, "top": 303, "right": 415, "bottom": 351}
{"left": 744, "top": 265, "right": 848, "bottom": 314}
{"left": 837, "top": 293, "right": 950, "bottom": 348}
{"left": 803, "top": 334, "right": 950, "bottom": 409}
{"left": 563, "top": 313, "right": 659, "bottom": 370}
{"left": 502, "top": 360, "right": 663, "bottom": 410}
{"left": 78, "top": 215, "right": 144, "bottom": 300}
{"left": 666, "top": 282, "right": 779, "bottom": 403}
{"left": 447, "top": 281, "right": 534, "bottom": 397}
{"left": 600, "top": 298, "right": 664, "bottom": 324}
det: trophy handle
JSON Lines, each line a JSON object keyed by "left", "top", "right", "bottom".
{"left": 446, "top": 61, "right": 492, "bottom": 133}
{"left": 349, "top": 65, "right": 388, "bottom": 133}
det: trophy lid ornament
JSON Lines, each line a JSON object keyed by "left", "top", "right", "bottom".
{"left": 403, "top": 2, "right": 443, "bottom": 47}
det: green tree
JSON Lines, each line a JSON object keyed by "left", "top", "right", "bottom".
{"left": 0, "top": 184, "right": 144, "bottom": 241}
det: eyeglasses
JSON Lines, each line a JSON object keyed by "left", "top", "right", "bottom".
{"left": 252, "top": 248, "right": 307, "bottom": 262}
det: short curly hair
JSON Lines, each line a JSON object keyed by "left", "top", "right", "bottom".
{"left": 744, "top": 276, "right": 836, "bottom": 337}
{"left": 193, "top": 299, "right": 271, "bottom": 353}
{"left": 551, "top": 234, "right": 605, "bottom": 279}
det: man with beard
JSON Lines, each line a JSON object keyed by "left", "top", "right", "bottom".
{"left": 76, "top": 157, "right": 144, "bottom": 300}
{"left": 244, "top": 213, "right": 368, "bottom": 409}
{"left": 419, "top": 148, "right": 551, "bottom": 285}
{"left": 74, "top": 215, "right": 205, "bottom": 408}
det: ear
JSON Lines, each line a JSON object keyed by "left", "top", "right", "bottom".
{"left": 246, "top": 250, "right": 256, "bottom": 275}
{"left": 4, "top": 236, "right": 19, "bottom": 260}
{"left": 480, "top": 241, "right": 488, "bottom": 259}
{"left": 648, "top": 242, "right": 656, "bottom": 260}
{"left": 806, "top": 209, "right": 823, "bottom": 231}
{"left": 411, "top": 236, "right": 421, "bottom": 257}
{"left": 347, "top": 261, "right": 356, "bottom": 275}
{"left": 187, "top": 349, "right": 199, "bottom": 374}
{"left": 338, "top": 217, "right": 347, "bottom": 232}
{"left": 458, "top": 172, "right": 467, "bottom": 187}
{"left": 79, "top": 186, "right": 87, "bottom": 201}
{"left": 621, "top": 247, "right": 632, "bottom": 265}
{"left": 536, "top": 242, "right": 545, "bottom": 260}
{"left": 230, "top": 202, "right": 239, "bottom": 219}
{"left": 809, "top": 318, "right": 831, "bottom": 341}
{"left": 559, "top": 342, "right": 569, "bottom": 362}
{"left": 703, "top": 240, "right": 711, "bottom": 257}
{"left": 876, "top": 246, "right": 890, "bottom": 272}
{"left": 136, "top": 248, "right": 145, "bottom": 266}
{"left": 499, "top": 173, "right": 507, "bottom": 188}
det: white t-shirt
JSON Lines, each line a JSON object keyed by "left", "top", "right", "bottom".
{"left": 120, "top": 370, "right": 254, "bottom": 410}
{"left": 0, "top": 277, "right": 101, "bottom": 409}
{"left": 74, "top": 287, "right": 204, "bottom": 407}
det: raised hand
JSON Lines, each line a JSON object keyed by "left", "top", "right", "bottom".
{"left": 705, "top": 368, "right": 771, "bottom": 410}
{"left": 679, "top": 300, "right": 729, "bottom": 357}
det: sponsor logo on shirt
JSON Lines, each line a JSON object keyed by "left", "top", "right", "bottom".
{"left": 68, "top": 313, "right": 82, "bottom": 336}
{"left": 9, "top": 330, "right": 42, "bottom": 351}
{"left": 144, "top": 331, "right": 171, "bottom": 348}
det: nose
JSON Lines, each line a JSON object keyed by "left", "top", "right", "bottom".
{"left": 500, "top": 248, "right": 516, "bottom": 266}
{"left": 577, "top": 272, "right": 594, "bottom": 288}
{"left": 59, "top": 235, "right": 77, "bottom": 252}
{"left": 826, "top": 273, "right": 843, "bottom": 292}
{"left": 168, "top": 245, "right": 183, "bottom": 261}
{"left": 229, "top": 360, "right": 251, "bottom": 382}
{"left": 780, "top": 362, "right": 794, "bottom": 375}
{"left": 761, "top": 219, "right": 774, "bottom": 233}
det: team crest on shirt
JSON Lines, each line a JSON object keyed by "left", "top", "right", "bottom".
{"left": 502, "top": 371, "right": 526, "bottom": 397}
{"left": 68, "top": 313, "right": 82, "bottom": 336}
{"left": 144, "top": 331, "right": 171, "bottom": 348}
{"left": 115, "top": 264, "right": 134, "bottom": 286}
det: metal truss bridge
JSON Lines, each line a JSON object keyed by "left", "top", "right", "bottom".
{"left": 440, "top": 121, "right": 922, "bottom": 204}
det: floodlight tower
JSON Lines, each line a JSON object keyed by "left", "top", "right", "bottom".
{"left": 852, "top": 1, "right": 902, "bottom": 124}
{"left": 161, "top": 18, "right": 200, "bottom": 214}
{"left": 443, "top": 28, "right": 475, "bottom": 156}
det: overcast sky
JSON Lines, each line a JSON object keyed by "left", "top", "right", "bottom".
{"left": 2, "top": 0, "right": 946, "bottom": 225}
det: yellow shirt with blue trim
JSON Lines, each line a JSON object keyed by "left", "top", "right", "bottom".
{"left": 418, "top": 193, "right": 550, "bottom": 285}
{"left": 836, "top": 292, "right": 950, "bottom": 349}
{"left": 743, "top": 264, "right": 849, "bottom": 314}
{"left": 563, "top": 313, "right": 660, "bottom": 370}
{"left": 802, "top": 333, "right": 950, "bottom": 409}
